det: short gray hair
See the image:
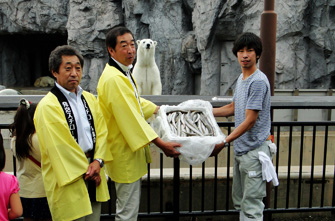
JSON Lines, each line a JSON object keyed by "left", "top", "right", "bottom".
{"left": 49, "top": 45, "right": 84, "bottom": 73}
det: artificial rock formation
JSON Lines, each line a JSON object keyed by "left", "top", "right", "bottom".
{"left": 0, "top": 0, "right": 334, "bottom": 95}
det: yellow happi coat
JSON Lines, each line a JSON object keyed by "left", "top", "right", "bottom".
{"left": 97, "top": 63, "right": 157, "bottom": 183}
{"left": 34, "top": 91, "right": 113, "bottom": 221}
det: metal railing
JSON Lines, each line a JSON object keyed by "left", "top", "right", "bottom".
{"left": 2, "top": 120, "right": 334, "bottom": 220}
{"left": 102, "top": 121, "right": 335, "bottom": 220}
{"left": 1, "top": 94, "right": 335, "bottom": 220}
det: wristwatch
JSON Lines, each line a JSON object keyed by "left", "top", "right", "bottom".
{"left": 94, "top": 158, "right": 104, "bottom": 168}
{"left": 223, "top": 139, "right": 229, "bottom": 147}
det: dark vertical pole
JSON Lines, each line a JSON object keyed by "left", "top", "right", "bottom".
{"left": 173, "top": 158, "right": 180, "bottom": 220}
{"left": 259, "top": 0, "right": 277, "bottom": 95}
{"left": 259, "top": 1, "right": 277, "bottom": 220}
{"left": 160, "top": 153, "right": 164, "bottom": 213}
{"left": 13, "top": 156, "right": 17, "bottom": 177}
{"left": 147, "top": 163, "right": 151, "bottom": 214}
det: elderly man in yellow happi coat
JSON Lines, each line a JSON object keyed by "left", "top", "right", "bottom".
{"left": 97, "top": 26, "right": 181, "bottom": 221}
{"left": 34, "top": 45, "right": 113, "bottom": 221}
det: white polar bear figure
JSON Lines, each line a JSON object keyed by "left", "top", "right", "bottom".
{"left": 133, "top": 39, "right": 162, "bottom": 95}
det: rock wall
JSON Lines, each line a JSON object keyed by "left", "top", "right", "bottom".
{"left": 0, "top": 0, "right": 334, "bottom": 95}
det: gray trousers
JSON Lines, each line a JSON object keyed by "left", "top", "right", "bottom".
{"left": 232, "top": 140, "right": 271, "bottom": 220}
{"left": 73, "top": 202, "right": 101, "bottom": 221}
{"left": 115, "top": 179, "right": 141, "bottom": 221}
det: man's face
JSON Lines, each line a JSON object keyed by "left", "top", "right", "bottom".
{"left": 52, "top": 55, "right": 82, "bottom": 93}
{"left": 108, "top": 33, "right": 136, "bottom": 66}
{"left": 237, "top": 46, "right": 258, "bottom": 70}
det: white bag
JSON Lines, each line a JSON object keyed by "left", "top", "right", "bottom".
{"left": 151, "top": 99, "right": 226, "bottom": 165}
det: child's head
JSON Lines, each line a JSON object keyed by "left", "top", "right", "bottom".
{"left": 0, "top": 132, "right": 5, "bottom": 171}
{"left": 10, "top": 99, "right": 37, "bottom": 137}
{"left": 9, "top": 99, "right": 37, "bottom": 160}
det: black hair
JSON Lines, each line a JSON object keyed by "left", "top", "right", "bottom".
{"left": 105, "top": 26, "right": 134, "bottom": 56}
{"left": 49, "top": 45, "right": 84, "bottom": 74}
{"left": 0, "top": 132, "right": 5, "bottom": 171}
{"left": 9, "top": 99, "right": 37, "bottom": 161}
{"left": 232, "top": 32, "right": 262, "bottom": 63}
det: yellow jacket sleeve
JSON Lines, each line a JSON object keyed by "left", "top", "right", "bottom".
{"left": 140, "top": 97, "right": 157, "bottom": 120}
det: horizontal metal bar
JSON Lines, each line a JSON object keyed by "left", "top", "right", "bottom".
{"left": 1, "top": 95, "right": 335, "bottom": 110}
{"left": 264, "top": 207, "right": 335, "bottom": 213}
{"left": 217, "top": 121, "right": 335, "bottom": 127}
{"left": 177, "top": 207, "right": 335, "bottom": 217}
{"left": 0, "top": 124, "right": 9, "bottom": 129}
{"left": 100, "top": 211, "right": 175, "bottom": 219}
{"left": 270, "top": 121, "right": 335, "bottom": 126}
{"left": 128, "top": 206, "right": 335, "bottom": 218}
{"left": 2, "top": 121, "right": 335, "bottom": 129}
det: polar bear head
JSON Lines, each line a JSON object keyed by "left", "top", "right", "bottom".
{"left": 137, "top": 39, "right": 157, "bottom": 51}
{"left": 136, "top": 39, "right": 157, "bottom": 63}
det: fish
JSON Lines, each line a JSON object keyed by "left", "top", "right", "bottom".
{"left": 165, "top": 110, "right": 215, "bottom": 137}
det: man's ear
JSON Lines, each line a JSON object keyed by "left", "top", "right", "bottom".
{"left": 51, "top": 70, "right": 58, "bottom": 79}
{"left": 108, "top": 47, "right": 115, "bottom": 57}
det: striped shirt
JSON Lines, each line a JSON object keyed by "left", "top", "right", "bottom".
{"left": 233, "top": 69, "right": 271, "bottom": 155}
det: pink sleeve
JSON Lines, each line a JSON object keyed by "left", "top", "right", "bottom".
{"left": 10, "top": 175, "right": 20, "bottom": 194}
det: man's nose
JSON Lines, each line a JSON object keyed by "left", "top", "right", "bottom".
{"left": 127, "top": 47, "right": 134, "bottom": 53}
{"left": 70, "top": 68, "right": 77, "bottom": 76}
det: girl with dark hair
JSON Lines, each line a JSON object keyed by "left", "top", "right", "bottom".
{"left": 0, "top": 131, "right": 23, "bottom": 220}
{"left": 10, "top": 99, "right": 51, "bottom": 221}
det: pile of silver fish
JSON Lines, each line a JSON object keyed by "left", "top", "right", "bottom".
{"left": 166, "top": 110, "right": 215, "bottom": 137}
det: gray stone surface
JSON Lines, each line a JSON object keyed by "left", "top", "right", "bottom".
{"left": 0, "top": 0, "right": 334, "bottom": 95}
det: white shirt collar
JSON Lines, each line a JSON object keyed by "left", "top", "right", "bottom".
{"left": 55, "top": 82, "right": 83, "bottom": 97}
{"left": 111, "top": 57, "right": 133, "bottom": 73}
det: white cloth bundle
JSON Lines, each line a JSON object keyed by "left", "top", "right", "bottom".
{"left": 258, "top": 151, "right": 279, "bottom": 186}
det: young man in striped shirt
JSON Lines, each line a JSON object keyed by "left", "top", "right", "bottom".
{"left": 212, "top": 32, "right": 272, "bottom": 221}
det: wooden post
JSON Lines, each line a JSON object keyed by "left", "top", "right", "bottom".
{"left": 259, "top": 0, "right": 277, "bottom": 95}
